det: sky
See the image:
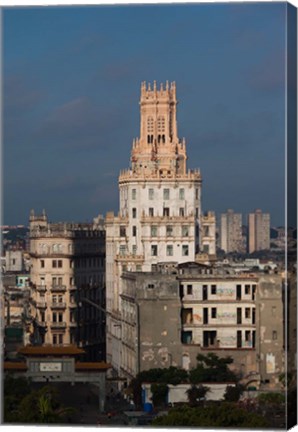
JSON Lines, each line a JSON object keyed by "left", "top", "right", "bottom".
{"left": 3, "top": 2, "right": 288, "bottom": 226}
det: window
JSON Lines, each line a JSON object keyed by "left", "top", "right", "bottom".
{"left": 163, "top": 189, "right": 170, "bottom": 200}
{"left": 132, "top": 189, "right": 136, "bottom": 200}
{"left": 52, "top": 260, "right": 57, "bottom": 268}
{"left": 163, "top": 208, "right": 170, "bottom": 217}
{"left": 53, "top": 334, "right": 57, "bottom": 345}
{"left": 245, "top": 331, "right": 251, "bottom": 341}
{"left": 151, "top": 245, "right": 158, "bottom": 256}
{"left": 40, "top": 260, "right": 45, "bottom": 268}
{"left": 151, "top": 226, "right": 157, "bottom": 236}
{"left": 120, "top": 226, "right": 126, "bottom": 237}
{"left": 179, "top": 188, "right": 185, "bottom": 200}
{"left": 166, "top": 245, "right": 173, "bottom": 256}
{"left": 58, "top": 260, "right": 62, "bottom": 268}
{"left": 148, "top": 188, "right": 154, "bottom": 200}
{"left": 179, "top": 208, "right": 185, "bottom": 217}
{"left": 119, "top": 245, "right": 126, "bottom": 256}
{"left": 195, "top": 208, "right": 199, "bottom": 218}
{"left": 272, "top": 331, "right": 277, "bottom": 340}
{"left": 211, "top": 308, "right": 217, "bottom": 318}
{"left": 245, "top": 308, "right": 251, "bottom": 319}
{"left": 187, "top": 285, "right": 193, "bottom": 295}
{"left": 132, "top": 208, "right": 137, "bottom": 218}
{"left": 148, "top": 284, "right": 155, "bottom": 289}
{"left": 166, "top": 225, "right": 173, "bottom": 236}
{"left": 182, "top": 226, "right": 189, "bottom": 237}
{"left": 195, "top": 188, "right": 199, "bottom": 200}
{"left": 182, "top": 245, "right": 189, "bottom": 256}
{"left": 132, "top": 226, "right": 137, "bottom": 236}
{"left": 272, "top": 306, "right": 277, "bottom": 316}
{"left": 136, "top": 265, "right": 142, "bottom": 272}
{"left": 245, "top": 285, "right": 251, "bottom": 295}
{"left": 59, "top": 334, "right": 63, "bottom": 345}
{"left": 132, "top": 245, "right": 137, "bottom": 255}
{"left": 149, "top": 208, "right": 154, "bottom": 217}
{"left": 211, "top": 285, "right": 217, "bottom": 295}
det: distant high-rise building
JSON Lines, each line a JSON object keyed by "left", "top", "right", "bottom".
{"left": 248, "top": 209, "right": 270, "bottom": 253}
{"left": 220, "top": 209, "right": 243, "bottom": 253}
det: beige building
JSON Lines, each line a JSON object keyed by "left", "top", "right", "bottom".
{"left": 106, "top": 81, "right": 216, "bottom": 375}
{"left": 220, "top": 209, "right": 243, "bottom": 253}
{"left": 248, "top": 209, "right": 270, "bottom": 253}
{"left": 120, "top": 262, "right": 284, "bottom": 390}
{"left": 28, "top": 210, "right": 106, "bottom": 361}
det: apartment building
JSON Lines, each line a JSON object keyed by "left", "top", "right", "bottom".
{"left": 120, "top": 262, "right": 284, "bottom": 389}
{"left": 28, "top": 210, "right": 106, "bottom": 361}
{"left": 248, "top": 209, "right": 270, "bottom": 253}
{"left": 220, "top": 209, "right": 244, "bottom": 253}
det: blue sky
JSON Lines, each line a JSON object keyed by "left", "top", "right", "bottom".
{"left": 3, "top": 3, "right": 287, "bottom": 226}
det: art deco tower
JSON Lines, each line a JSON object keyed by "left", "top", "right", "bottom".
{"left": 105, "top": 81, "right": 215, "bottom": 374}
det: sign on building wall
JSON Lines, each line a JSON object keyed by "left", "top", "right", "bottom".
{"left": 266, "top": 353, "right": 275, "bottom": 374}
{"left": 39, "top": 362, "right": 62, "bottom": 372}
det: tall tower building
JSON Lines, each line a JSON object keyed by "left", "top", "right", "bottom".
{"left": 248, "top": 209, "right": 270, "bottom": 253}
{"left": 105, "top": 81, "right": 215, "bottom": 375}
{"left": 220, "top": 209, "right": 243, "bottom": 253}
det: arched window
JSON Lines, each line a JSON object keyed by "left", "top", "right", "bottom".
{"left": 157, "top": 116, "right": 165, "bottom": 133}
{"left": 147, "top": 116, "right": 154, "bottom": 133}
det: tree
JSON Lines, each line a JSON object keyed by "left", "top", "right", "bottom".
{"left": 186, "top": 385, "right": 209, "bottom": 407}
{"left": 3, "top": 377, "right": 74, "bottom": 424}
{"left": 224, "top": 385, "right": 244, "bottom": 402}
{"left": 150, "top": 383, "right": 168, "bottom": 408}
{"left": 152, "top": 403, "right": 268, "bottom": 428}
{"left": 189, "top": 353, "right": 238, "bottom": 384}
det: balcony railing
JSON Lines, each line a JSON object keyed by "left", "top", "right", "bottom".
{"left": 69, "top": 302, "right": 77, "bottom": 308}
{"left": 36, "top": 302, "right": 47, "bottom": 308}
{"left": 50, "top": 321, "right": 67, "bottom": 329}
{"left": 51, "top": 285, "right": 66, "bottom": 292}
{"left": 36, "top": 319, "right": 47, "bottom": 327}
{"left": 69, "top": 322, "right": 77, "bottom": 327}
{"left": 50, "top": 302, "right": 66, "bottom": 309}
{"left": 36, "top": 285, "right": 47, "bottom": 292}
{"left": 69, "top": 285, "right": 77, "bottom": 291}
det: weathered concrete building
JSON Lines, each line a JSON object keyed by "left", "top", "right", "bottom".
{"left": 29, "top": 210, "right": 106, "bottom": 361}
{"left": 248, "top": 209, "right": 270, "bottom": 253}
{"left": 220, "top": 209, "right": 244, "bottom": 253}
{"left": 106, "top": 81, "right": 216, "bottom": 375}
{"left": 120, "top": 262, "right": 284, "bottom": 390}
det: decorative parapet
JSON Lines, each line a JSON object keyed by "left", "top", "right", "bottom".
{"left": 115, "top": 254, "right": 144, "bottom": 263}
{"left": 119, "top": 168, "right": 201, "bottom": 182}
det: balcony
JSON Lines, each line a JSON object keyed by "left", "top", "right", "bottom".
{"left": 36, "top": 319, "right": 47, "bottom": 327}
{"left": 50, "top": 321, "right": 67, "bottom": 329}
{"left": 50, "top": 302, "right": 66, "bottom": 309}
{"left": 36, "top": 302, "right": 47, "bottom": 309}
{"left": 36, "top": 285, "right": 47, "bottom": 292}
{"left": 69, "top": 285, "right": 77, "bottom": 291}
{"left": 69, "top": 302, "right": 77, "bottom": 309}
{"left": 51, "top": 285, "right": 66, "bottom": 292}
{"left": 69, "top": 322, "right": 77, "bottom": 327}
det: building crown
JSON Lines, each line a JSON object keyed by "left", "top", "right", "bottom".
{"left": 130, "top": 81, "right": 187, "bottom": 177}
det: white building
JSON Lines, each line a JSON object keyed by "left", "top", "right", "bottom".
{"left": 105, "top": 81, "right": 216, "bottom": 376}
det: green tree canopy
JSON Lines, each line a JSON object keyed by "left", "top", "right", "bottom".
{"left": 152, "top": 403, "right": 268, "bottom": 428}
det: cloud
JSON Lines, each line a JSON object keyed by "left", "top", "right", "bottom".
{"left": 3, "top": 74, "right": 45, "bottom": 142}
{"left": 35, "top": 96, "right": 125, "bottom": 149}
{"left": 4, "top": 75, "right": 44, "bottom": 114}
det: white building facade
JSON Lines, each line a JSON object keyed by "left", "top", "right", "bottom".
{"left": 106, "top": 81, "right": 216, "bottom": 374}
